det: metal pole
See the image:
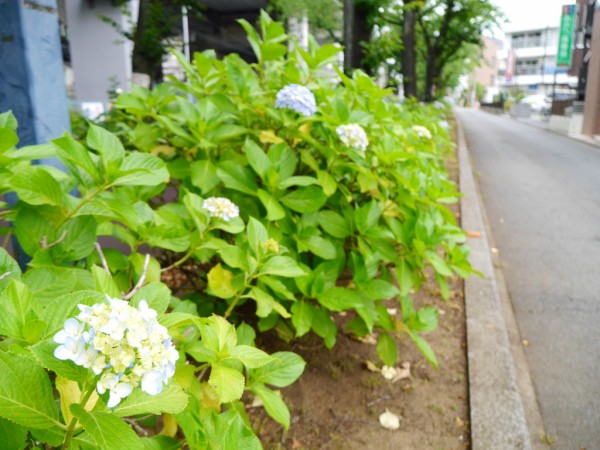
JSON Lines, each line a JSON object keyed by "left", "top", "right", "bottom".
{"left": 182, "top": 5, "right": 190, "bottom": 61}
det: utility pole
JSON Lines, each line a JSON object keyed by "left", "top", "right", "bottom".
{"left": 582, "top": 0, "right": 600, "bottom": 135}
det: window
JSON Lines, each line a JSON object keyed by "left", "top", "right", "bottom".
{"left": 511, "top": 31, "right": 543, "bottom": 49}
{"left": 515, "top": 58, "right": 541, "bottom": 75}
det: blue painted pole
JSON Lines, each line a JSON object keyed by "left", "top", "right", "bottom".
{"left": 0, "top": 0, "right": 71, "bottom": 267}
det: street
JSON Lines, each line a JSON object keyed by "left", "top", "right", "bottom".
{"left": 457, "top": 108, "right": 600, "bottom": 449}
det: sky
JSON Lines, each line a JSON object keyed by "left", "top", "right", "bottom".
{"left": 490, "top": 0, "right": 576, "bottom": 34}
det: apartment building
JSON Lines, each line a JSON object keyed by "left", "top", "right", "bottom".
{"left": 497, "top": 26, "right": 578, "bottom": 95}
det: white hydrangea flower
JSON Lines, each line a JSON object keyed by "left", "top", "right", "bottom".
{"left": 54, "top": 298, "right": 179, "bottom": 407}
{"left": 412, "top": 125, "right": 432, "bottom": 139}
{"left": 275, "top": 84, "right": 317, "bottom": 116}
{"left": 202, "top": 197, "right": 240, "bottom": 221}
{"left": 336, "top": 124, "right": 369, "bottom": 151}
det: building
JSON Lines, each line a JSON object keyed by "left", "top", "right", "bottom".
{"left": 496, "top": 26, "right": 578, "bottom": 95}
{"left": 472, "top": 36, "right": 502, "bottom": 103}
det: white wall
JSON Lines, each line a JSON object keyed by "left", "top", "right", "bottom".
{"left": 65, "top": 0, "right": 133, "bottom": 102}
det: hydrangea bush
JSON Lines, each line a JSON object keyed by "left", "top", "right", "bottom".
{"left": 0, "top": 11, "right": 472, "bottom": 449}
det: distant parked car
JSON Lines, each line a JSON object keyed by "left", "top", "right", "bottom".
{"left": 519, "top": 94, "right": 551, "bottom": 114}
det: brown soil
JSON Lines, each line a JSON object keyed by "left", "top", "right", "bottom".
{"left": 250, "top": 123, "right": 470, "bottom": 450}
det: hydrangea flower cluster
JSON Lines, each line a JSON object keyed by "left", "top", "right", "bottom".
{"left": 275, "top": 84, "right": 317, "bottom": 116}
{"left": 412, "top": 125, "right": 432, "bottom": 139}
{"left": 54, "top": 297, "right": 179, "bottom": 408}
{"left": 336, "top": 124, "right": 369, "bottom": 151}
{"left": 202, "top": 197, "right": 240, "bottom": 221}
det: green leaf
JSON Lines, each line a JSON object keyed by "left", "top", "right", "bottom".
{"left": 317, "top": 170, "right": 337, "bottom": 196}
{"left": 218, "top": 245, "right": 249, "bottom": 271}
{"left": 52, "top": 132, "right": 100, "bottom": 182}
{"left": 13, "top": 206, "right": 54, "bottom": 256}
{"left": 317, "top": 287, "right": 364, "bottom": 311}
{"left": 309, "top": 305, "right": 337, "bottom": 348}
{"left": 217, "top": 162, "right": 258, "bottom": 195}
{"left": 280, "top": 186, "right": 327, "bottom": 213}
{"left": 0, "top": 417, "right": 27, "bottom": 450}
{"left": 86, "top": 123, "right": 125, "bottom": 168}
{"left": 318, "top": 210, "right": 351, "bottom": 238}
{"left": 114, "top": 382, "right": 188, "bottom": 417}
{"left": 209, "top": 362, "right": 245, "bottom": 403}
{"left": 247, "top": 217, "right": 268, "bottom": 257}
{"left": 260, "top": 42, "right": 287, "bottom": 61}
{"left": 260, "top": 256, "right": 305, "bottom": 277}
{"left": 140, "top": 436, "right": 181, "bottom": 450}
{"left": 244, "top": 139, "right": 272, "bottom": 178}
{"left": 207, "top": 264, "right": 237, "bottom": 299}
{"left": 410, "top": 306, "right": 439, "bottom": 333}
{"left": 409, "top": 331, "right": 439, "bottom": 369}
{"left": 10, "top": 166, "right": 63, "bottom": 206}
{"left": 376, "top": 332, "right": 398, "bottom": 367}
{"left": 306, "top": 235, "right": 337, "bottom": 260}
{"left": 190, "top": 160, "right": 220, "bottom": 194}
{"left": 91, "top": 265, "right": 121, "bottom": 298}
{"left": 0, "top": 128, "right": 19, "bottom": 153}
{"left": 71, "top": 404, "right": 144, "bottom": 450}
{"left": 199, "top": 315, "right": 238, "bottom": 353}
{"left": 354, "top": 202, "right": 382, "bottom": 235}
{"left": 0, "top": 351, "right": 60, "bottom": 429}
{"left": 278, "top": 176, "right": 319, "bottom": 189}
{"left": 291, "top": 301, "right": 313, "bottom": 337}
{"left": 0, "top": 248, "right": 21, "bottom": 291}
{"left": 395, "top": 259, "right": 414, "bottom": 296}
{"left": 257, "top": 189, "right": 286, "bottom": 221}
{"left": 111, "top": 153, "right": 169, "bottom": 186}
{"left": 425, "top": 251, "right": 453, "bottom": 277}
{"left": 40, "top": 290, "right": 105, "bottom": 338}
{"left": 52, "top": 216, "right": 97, "bottom": 262}
{"left": 248, "top": 287, "right": 291, "bottom": 319}
{"left": 358, "top": 279, "right": 400, "bottom": 300}
{"left": 252, "top": 384, "right": 290, "bottom": 429}
{"left": 130, "top": 282, "right": 171, "bottom": 315}
{"left": 23, "top": 267, "right": 94, "bottom": 303}
{"left": 229, "top": 345, "right": 275, "bottom": 368}
{"left": 251, "top": 351, "right": 305, "bottom": 388}
{"left": 0, "top": 111, "right": 17, "bottom": 129}
{"left": 29, "top": 339, "right": 89, "bottom": 382}
{"left": 206, "top": 124, "right": 247, "bottom": 143}
{"left": 0, "top": 279, "right": 34, "bottom": 340}
{"left": 236, "top": 323, "right": 256, "bottom": 346}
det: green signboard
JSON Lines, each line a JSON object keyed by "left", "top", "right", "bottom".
{"left": 557, "top": 4, "right": 576, "bottom": 67}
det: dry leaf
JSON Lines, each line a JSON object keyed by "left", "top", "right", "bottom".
{"left": 259, "top": 130, "right": 284, "bottom": 144}
{"left": 490, "top": 247, "right": 499, "bottom": 254}
{"left": 386, "top": 308, "right": 398, "bottom": 316}
{"left": 466, "top": 231, "right": 481, "bottom": 238}
{"left": 391, "top": 362, "right": 411, "bottom": 382}
{"left": 365, "top": 360, "right": 380, "bottom": 373}
{"left": 455, "top": 416, "right": 465, "bottom": 427}
{"left": 357, "top": 334, "right": 378, "bottom": 345}
{"left": 522, "top": 339, "right": 529, "bottom": 346}
{"left": 379, "top": 409, "right": 400, "bottom": 430}
{"left": 291, "top": 438, "right": 303, "bottom": 449}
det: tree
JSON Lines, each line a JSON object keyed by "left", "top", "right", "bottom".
{"left": 269, "top": 0, "right": 343, "bottom": 43}
{"left": 102, "top": 0, "right": 203, "bottom": 85}
{"left": 416, "top": 0, "right": 500, "bottom": 101}
{"left": 367, "top": 0, "right": 502, "bottom": 101}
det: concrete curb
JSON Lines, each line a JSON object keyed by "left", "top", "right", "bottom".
{"left": 457, "top": 116, "right": 532, "bottom": 449}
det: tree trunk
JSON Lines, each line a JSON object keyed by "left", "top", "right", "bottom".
{"left": 424, "top": 52, "right": 437, "bottom": 102}
{"left": 132, "top": 0, "right": 164, "bottom": 85}
{"left": 402, "top": 0, "right": 418, "bottom": 98}
{"left": 343, "top": 0, "right": 372, "bottom": 74}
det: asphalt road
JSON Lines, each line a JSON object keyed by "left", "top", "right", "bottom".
{"left": 457, "top": 109, "right": 600, "bottom": 450}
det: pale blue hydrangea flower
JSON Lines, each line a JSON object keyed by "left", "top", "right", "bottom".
{"left": 54, "top": 297, "right": 179, "bottom": 408}
{"left": 336, "top": 124, "right": 369, "bottom": 151}
{"left": 203, "top": 197, "right": 240, "bottom": 221}
{"left": 275, "top": 84, "right": 317, "bottom": 116}
{"left": 412, "top": 125, "right": 432, "bottom": 139}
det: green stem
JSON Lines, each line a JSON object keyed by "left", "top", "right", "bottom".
{"left": 61, "top": 384, "right": 97, "bottom": 450}
{"left": 57, "top": 184, "right": 107, "bottom": 229}
{"left": 161, "top": 248, "right": 195, "bottom": 272}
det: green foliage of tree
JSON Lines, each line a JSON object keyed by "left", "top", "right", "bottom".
{"left": 269, "top": 0, "right": 344, "bottom": 42}
{"left": 366, "top": 0, "right": 502, "bottom": 101}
